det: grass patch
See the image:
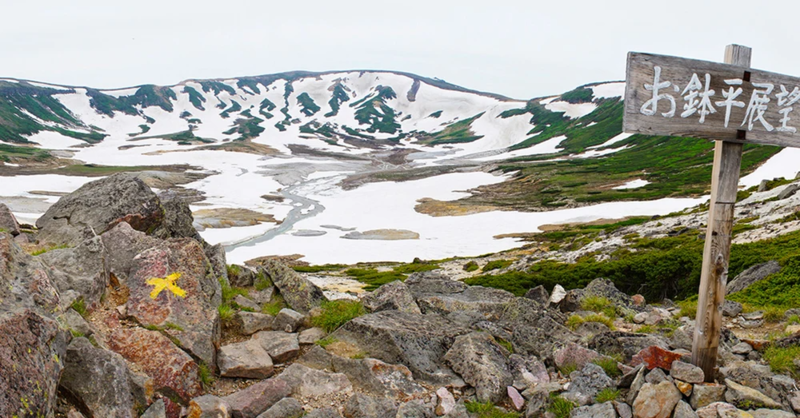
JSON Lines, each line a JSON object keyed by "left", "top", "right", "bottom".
{"left": 547, "top": 395, "right": 576, "bottom": 418}
{"left": 558, "top": 362, "right": 578, "bottom": 376}
{"left": 595, "top": 388, "right": 620, "bottom": 403}
{"left": 566, "top": 313, "right": 615, "bottom": 331}
{"left": 581, "top": 295, "right": 617, "bottom": 318}
{"left": 677, "top": 297, "right": 698, "bottom": 319}
{"left": 70, "top": 298, "right": 88, "bottom": 317}
{"left": 218, "top": 304, "right": 235, "bottom": 324}
{"left": 315, "top": 336, "right": 338, "bottom": 348}
{"left": 496, "top": 337, "right": 514, "bottom": 354}
{"left": 198, "top": 362, "right": 215, "bottom": 388}
{"left": 393, "top": 262, "right": 439, "bottom": 274}
{"left": 254, "top": 271, "right": 272, "bottom": 291}
{"left": 345, "top": 268, "right": 405, "bottom": 292}
{"left": 30, "top": 243, "right": 69, "bottom": 256}
{"left": 293, "top": 264, "right": 347, "bottom": 273}
{"left": 787, "top": 315, "right": 800, "bottom": 325}
{"left": 482, "top": 259, "right": 513, "bottom": 272}
{"left": 262, "top": 294, "right": 287, "bottom": 316}
{"left": 311, "top": 300, "right": 365, "bottom": 332}
{"left": 592, "top": 357, "right": 622, "bottom": 378}
{"left": 763, "top": 345, "right": 800, "bottom": 378}
{"left": 763, "top": 307, "right": 786, "bottom": 323}
{"left": 463, "top": 261, "right": 479, "bottom": 272}
{"left": 464, "top": 401, "right": 520, "bottom": 418}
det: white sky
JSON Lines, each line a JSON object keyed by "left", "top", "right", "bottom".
{"left": 1, "top": 1, "right": 797, "bottom": 99}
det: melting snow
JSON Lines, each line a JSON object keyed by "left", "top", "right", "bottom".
{"left": 740, "top": 148, "right": 800, "bottom": 188}
{"left": 545, "top": 100, "right": 597, "bottom": 119}
{"left": 590, "top": 82, "right": 625, "bottom": 99}
{"left": 613, "top": 179, "right": 650, "bottom": 190}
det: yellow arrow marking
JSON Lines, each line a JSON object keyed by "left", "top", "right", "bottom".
{"left": 146, "top": 272, "right": 187, "bottom": 299}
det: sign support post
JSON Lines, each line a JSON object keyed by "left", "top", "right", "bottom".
{"left": 690, "top": 45, "right": 751, "bottom": 382}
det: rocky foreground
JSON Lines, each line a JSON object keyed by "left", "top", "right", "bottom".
{"left": 1, "top": 173, "right": 799, "bottom": 418}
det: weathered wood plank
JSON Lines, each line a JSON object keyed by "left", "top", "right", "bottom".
{"left": 624, "top": 49, "right": 800, "bottom": 148}
{"left": 691, "top": 44, "right": 749, "bottom": 382}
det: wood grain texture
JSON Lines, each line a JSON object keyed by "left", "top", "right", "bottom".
{"left": 691, "top": 45, "right": 749, "bottom": 382}
{"left": 624, "top": 48, "right": 800, "bottom": 148}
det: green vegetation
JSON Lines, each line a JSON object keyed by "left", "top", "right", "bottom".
{"left": 763, "top": 345, "right": 800, "bottom": 378}
{"left": 312, "top": 300, "right": 365, "bottom": 332}
{"left": 0, "top": 143, "right": 51, "bottom": 163}
{"left": 293, "top": 264, "right": 347, "bottom": 273}
{"left": 262, "top": 294, "right": 287, "bottom": 316}
{"left": 788, "top": 315, "right": 800, "bottom": 325}
{"left": 465, "top": 401, "right": 520, "bottom": 418}
{"left": 70, "top": 298, "right": 88, "bottom": 317}
{"left": 566, "top": 313, "right": 615, "bottom": 331}
{"left": 237, "top": 79, "right": 262, "bottom": 94}
{"left": 345, "top": 262, "right": 440, "bottom": 291}
{"left": 560, "top": 86, "right": 594, "bottom": 103}
{"left": 88, "top": 85, "right": 176, "bottom": 115}
{"left": 677, "top": 297, "right": 698, "bottom": 319}
{"left": 183, "top": 86, "right": 206, "bottom": 110}
{"left": 417, "top": 113, "right": 485, "bottom": 145}
{"left": 351, "top": 86, "right": 400, "bottom": 134}
{"left": 315, "top": 336, "right": 338, "bottom": 348}
{"left": 482, "top": 259, "right": 513, "bottom": 272}
{"left": 218, "top": 304, "right": 235, "bottom": 323}
{"left": 428, "top": 110, "right": 443, "bottom": 118}
{"left": 254, "top": 271, "right": 272, "bottom": 291}
{"left": 220, "top": 100, "right": 242, "bottom": 118}
{"left": 595, "top": 388, "right": 620, "bottom": 403}
{"left": 547, "top": 395, "right": 576, "bottom": 418}
{"left": 592, "top": 356, "right": 622, "bottom": 378}
{"left": 198, "top": 362, "right": 215, "bottom": 388}
{"left": 199, "top": 81, "right": 236, "bottom": 96}
{"left": 296, "top": 92, "right": 321, "bottom": 116}
{"left": 496, "top": 337, "right": 514, "bottom": 353}
{"left": 325, "top": 83, "right": 351, "bottom": 117}
{"left": 581, "top": 296, "right": 618, "bottom": 318}
{"left": 729, "top": 255, "right": 800, "bottom": 309}
{"left": 558, "top": 362, "right": 578, "bottom": 376}
{"left": 463, "top": 261, "right": 480, "bottom": 272}
{"left": 30, "top": 243, "right": 70, "bottom": 256}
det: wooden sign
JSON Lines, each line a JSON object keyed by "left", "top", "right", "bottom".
{"left": 623, "top": 45, "right": 768, "bottom": 383}
{"left": 625, "top": 51, "right": 800, "bottom": 148}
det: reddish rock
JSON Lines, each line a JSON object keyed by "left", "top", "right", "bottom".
{"left": 222, "top": 378, "right": 292, "bottom": 418}
{"left": 742, "top": 338, "right": 770, "bottom": 351}
{"left": 107, "top": 327, "right": 202, "bottom": 403}
{"left": 508, "top": 386, "right": 525, "bottom": 411}
{"left": 124, "top": 239, "right": 220, "bottom": 370}
{"left": 632, "top": 294, "right": 646, "bottom": 307}
{"left": 631, "top": 346, "right": 683, "bottom": 371}
{"left": 554, "top": 342, "right": 603, "bottom": 370}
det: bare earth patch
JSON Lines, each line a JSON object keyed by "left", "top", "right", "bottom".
{"left": 414, "top": 197, "right": 499, "bottom": 217}
{"left": 193, "top": 208, "right": 279, "bottom": 229}
{"left": 342, "top": 229, "right": 420, "bottom": 240}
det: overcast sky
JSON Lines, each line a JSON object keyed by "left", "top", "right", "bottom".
{"left": 1, "top": 1, "right": 797, "bottom": 99}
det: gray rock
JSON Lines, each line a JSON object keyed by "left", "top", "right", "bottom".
{"left": 720, "top": 361, "right": 773, "bottom": 390}
{"left": 222, "top": 378, "right": 292, "bottom": 418}
{"left": 304, "top": 408, "right": 342, "bottom": 418}
{"left": 154, "top": 189, "right": 204, "bottom": 242}
{"left": 218, "top": 339, "right": 274, "bottom": 379}
{"left": 563, "top": 363, "right": 613, "bottom": 406}
{"left": 59, "top": 308, "right": 94, "bottom": 337}
{"left": 670, "top": 361, "right": 705, "bottom": 384}
{"left": 695, "top": 402, "right": 737, "bottom": 417}
{"left": 228, "top": 264, "right": 259, "bottom": 288}
{"left": 509, "top": 354, "right": 549, "bottom": 389}
{"left": 253, "top": 331, "right": 300, "bottom": 363}
{"left": 397, "top": 400, "right": 434, "bottom": 418}
{"left": 273, "top": 308, "right": 304, "bottom": 333}
{"left": 574, "top": 321, "right": 611, "bottom": 341}
{"left": 188, "top": 395, "right": 232, "bottom": 418}
{"left": 724, "top": 379, "right": 783, "bottom": 409}
{"left": 523, "top": 285, "right": 549, "bottom": 306}
{"left": 329, "top": 310, "right": 471, "bottom": 384}
{"left": 731, "top": 342, "right": 753, "bottom": 355}
{"left": 0, "top": 232, "right": 68, "bottom": 418}
{"left": 278, "top": 363, "right": 353, "bottom": 398}
{"left": 256, "top": 397, "right": 303, "bottom": 418}
{"left": 758, "top": 179, "right": 770, "bottom": 192}
{"left": 672, "top": 400, "right": 698, "bottom": 418}
{"left": 582, "top": 278, "right": 636, "bottom": 309}
{"left": 60, "top": 337, "right": 137, "bottom": 418}
{"left": 750, "top": 410, "right": 797, "bottom": 418}
{"left": 236, "top": 311, "right": 274, "bottom": 335}
{"left": 38, "top": 235, "right": 108, "bottom": 310}
{"left": 296, "top": 344, "right": 335, "bottom": 370}
{"left": 36, "top": 173, "right": 166, "bottom": 246}
{"left": 727, "top": 261, "right": 782, "bottom": 295}
{"left": 250, "top": 287, "right": 275, "bottom": 305}
{"left": 792, "top": 393, "right": 800, "bottom": 414}
{"left": 632, "top": 381, "right": 681, "bottom": 418}
{"left": 626, "top": 365, "right": 647, "bottom": 404}
{"left": 722, "top": 300, "right": 744, "bottom": 317}
{"left": 777, "top": 183, "right": 799, "bottom": 200}
{"left": 362, "top": 280, "right": 421, "bottom": 314}
{"left": 416, "top": 286, "right": 516, "bottom": 321}
{"left": 570, "top": 401, "right": 617, "bottom": 418}
{"left": 613, "top": 401, "right": 632, "bottom": 418}
{"left": 589, "top": 331, "right": 670, "bottom": 362}
{"left": 0, "top": 203, "right": 20, "bottom": 236}
{"left": 234, "top": 294, "right": 261, "bottom": 311}
{"left": 553, "top": 342, "right": 603, "bottom": 371}
{"left": 443, "top": 332, "right": 513, "bottom": 403}
{"left": 331, "top": 356, "right": 425, "bottom": 398}
{"left": 205, "top": 243, "right": 229, "bottom": 292}
{"left": 690, "top": 383, "right": 727, "bottom": 409}
{"left": 299, "top": 327, "right": 327, "bottom": 345}
{"left": 670, "top": 328, "right": 694, "bottom": 351}
{"left": 436, "top": 387, "right": 456, "bottom": 416}
{"left": 343, "top": 393, "right": 398, "bottom": 418}
{"left": 645, "top": 368, "right": 669, "bottom": 384}
{"left": 100, "top": 222, "right": 160, "bottom": 285}
{"left": 140, "top": 399, "right": 166, "bottom": 418}
{"left": 261, "top": 259, "right": 327, "bottom": 314}
{"left": 503, "top": 300, "right": 579, "bottom": 361}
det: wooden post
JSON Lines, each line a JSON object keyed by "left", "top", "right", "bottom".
{"left": 691, "top": 44, "right": 752, "bottom": 382}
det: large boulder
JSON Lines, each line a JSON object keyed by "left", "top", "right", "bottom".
{"left": 0, "top": 232, "right": 67, "bottom": 418}
{"left": 443, "top": 332, "right": 512, "bottom": 403}
{"left": 632, "top": 381, "right": 682, "bottom": 418}
{"left": 277, "top": 363, "right": 353, "bottom": 398}
{"left": 416, "top": 286, "right": 516, "bottom": 321}
{"left": 583, "top": 278, "right": 637, "bottom": 309}
{"left": 361, "top": 280, "right": 421, "bottom": 314}
{"left": 38, "top": 236, "right": 108, "bottom": 311}
{"left": 562, "top": 363, "right": 613, "bottom": 406}
{"left": 330, "top": 355, "right": 426, "bottom": 399}
{"left": 329, "top": 310, "right": 471, "bottom": 384}
{"left": 727, "top": 261, "right": 781, "bottom": 295}
{"left": 59, "top": 337, "right": 139, "bottom": 418}
{"left": 260, "top": 259, "right": 326, "bottom": 314}
{"left": 404, "top": 271, "right": 467, "bottom": 298}
{"left": 218, "top": 339, "right": 274, "bottom": 379}
{"left": 343, "top": 393, "right": 398, "bottom": 418}
{"left": 36, "top": 173, "right": 166, "bottom": 246}
{"left": 106, "top": 327, "right": 202, "bottom": 403}
{"left": 222, "top": 378, "right": 292, "bottom": 418}
{"left": 0, "top": 203, "right": 20, "bottom": 236}
{"left": 589, "top": 331, "right": 671, "bottom": 362}
{"left": 122, "top": 238, "right": 221, "bottom": 370}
